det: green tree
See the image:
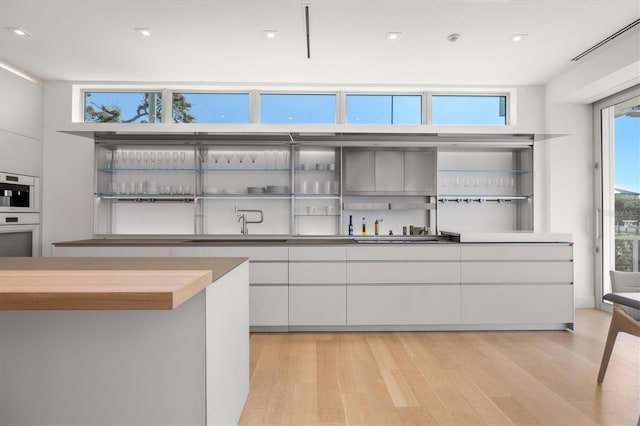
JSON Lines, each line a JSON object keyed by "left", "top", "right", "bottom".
{"left": 84, "top": 93, "right": 195, "bottom": 123}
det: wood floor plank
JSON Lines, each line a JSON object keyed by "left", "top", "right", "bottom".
{"left": 239, "top": 309, "right": 640, "bottom": 426}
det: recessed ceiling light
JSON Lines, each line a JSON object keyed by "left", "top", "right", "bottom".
{"left": 6, "top": 27, "right": 31, "bottom": 37}
{"left": 135, "top": 28, "right": 152, "bottom": 37}
{"left": 263, "top": 30, "right": 278, "bottom": 39}
{"left": 386, "top": 32, "right": 401, "bottom": 40}
{"left": 510, "top": 34, "right": 527, "bottom": 42}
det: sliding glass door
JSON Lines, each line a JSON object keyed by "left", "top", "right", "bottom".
{"left": 594, "top": 85, "right": 640, "bottom": 308}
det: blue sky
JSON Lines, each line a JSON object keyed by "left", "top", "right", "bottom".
{"left": 615, "top": 114, "right": 640, "bottom": 193}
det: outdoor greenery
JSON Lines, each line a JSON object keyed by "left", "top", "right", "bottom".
{"left": 84, "top": 93, "right": 195, "bottom": 123}
{"left": 615, "top": 197, "right": 640, "bottom": 272}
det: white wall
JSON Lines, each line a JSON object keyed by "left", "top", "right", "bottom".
{"left": 0, "top": 67, "right": 42, "bottom": 177}
{"left": 545, "top": 27, "right": 640, "bottom": 308}
{"left": 41, "top": 82, "right": 94, "bottom": 255}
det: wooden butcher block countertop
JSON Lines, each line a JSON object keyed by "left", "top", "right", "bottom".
{"left": 0, "top": 257, "right": 247, "bottom": 310}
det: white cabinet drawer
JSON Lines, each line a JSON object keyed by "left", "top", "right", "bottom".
{"left": 289, "top": 246, "right": 346, "bottom": 261}
{"left": 289, "top": 262, "right": 346, "bottom": 284}
{"left": 347, "top": 262, "right": 459, "bottom": 284}
{"left": 347, "top": 285, "right": 460, "bottom": 325}
{"left": 250, "top": 262, "right": 288, "bottom": 284}
{"left": 347, "top": 245, "right": 460, "bottom": 261}
{"left": 460, "top": 284, "right": 574, "bottom": 324}
{"left": 289, "top": 286, "right": 346, "bottom": 326}
{"left": 250, "top": 285, "right": 288, "bottom": 327}
{"left": 52, "top": 246, "right": 172, "bottom": 257}
{"left": 172, "top": 246, "right": 288, "bottom": 261}
{"left": 461, "top": 245, "right": 573, "bottom": 261}
{"left": 461, "top": 261, "right": 573, "bottom": 283}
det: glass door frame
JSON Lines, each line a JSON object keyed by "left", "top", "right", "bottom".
{"left": 593, "top": 84, "right": 640, "bottom": 311}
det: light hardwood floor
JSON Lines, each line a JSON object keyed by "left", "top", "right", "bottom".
{"left": 239, "top": 309, "right": 640, "bottom": 425}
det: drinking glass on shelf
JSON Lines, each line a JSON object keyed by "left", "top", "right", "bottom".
{"left": 473, "top": 177, "right": 481, "bottom": 187}
{"left": 497, "top": 177, "right": 504, "bottom": 188}
{"left": 264, "top": 151, "right": 273, "bottom": 169}
{"left": 507, "top": 177, "right": 515, "bottom": 188}
{"left": 136, "top": 151, "right": 142, "bottom": 168}
{"left": 113, "top": 151, "right": 121, "bottom": 168}
{"left": 164, "top": 152, "right": 171, "bottom": 169}
{"left": 180, "top": 151, "right": 186, "bottom": 168}
{"left": 439, "top": 177, "right": 447, "bottom": 187}
{"left": 150, "top": 152, "right": 157, "bottom": 169}
{"left": 143, "top": 151, "right": 149, "bottom": 168}
{"left": 105, "top": 150, "right": 113, "bottom": 168}
{"left": 172, "top": 151, "right": 179, "bottom": 168}
{"left": 128, "top": 151, "right": 136, "bottom": 168}
{"left": 485, "top": 177, "right": 493, "bottom": 187}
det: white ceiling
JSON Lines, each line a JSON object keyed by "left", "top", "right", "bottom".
{"left": 0, "top": 0, "right": 638, "bottom": 86}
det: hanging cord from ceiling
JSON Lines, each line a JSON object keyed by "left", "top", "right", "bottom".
{"left": 304, "top": 4, "right": 311, "bottom": 59}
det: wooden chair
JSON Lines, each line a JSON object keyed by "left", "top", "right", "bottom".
{"left": 597, "top": 271, "right": 640, "bottom": 384}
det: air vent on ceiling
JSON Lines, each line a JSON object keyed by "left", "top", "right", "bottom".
{"left": 571, "top": 19, "right": 640, "bottom": 61}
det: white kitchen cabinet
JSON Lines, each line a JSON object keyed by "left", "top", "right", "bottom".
{"left": 289, "top": 286, "right": 346, "bottom": 326}
{"left": 346, "top": 245, "right": 461, "bottom": 326}
{"left": 347, "top": 262, "right": 459, "bottom": 284}
{"left": 172, "top": 246, "right": 289, "bottom": 328}
{"left": 459, "top": 244, "right": 574, "bottom": 328}
{"left": 347, "top": 284, "right": 460, "bottom": 325}
{"left": 288, "top": 246, "right": 346, "bottom": 326}
{"left": 250, "top": 285, "right": 288, "bottom": 326}
{"left": 460, "top": 284, "right": 574, "bottom": 324}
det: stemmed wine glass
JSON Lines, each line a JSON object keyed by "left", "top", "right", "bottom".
{"left": 236, "top": 153, "right": 246, "bottom": 165}
{"left": 223, "top": 153, "right": 234, "bottom": 165}
{"left": 248, "top": 152, "right": 258, "bottom": 164}
{"left": 211, "top": 153, "right": 222, "bottom": 166}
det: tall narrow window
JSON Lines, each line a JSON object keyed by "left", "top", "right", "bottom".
{"left": 346, "top": 95, "right": 422, "bottom": 124}
{"left": 595, "top": 88, "right": 640, "bottom": 307}
{"left": 432, "top": 95, "right": 507, "bottom": 125}
{"left": 260, "top": 94, "right": 336, "bottom": 124}
{"left": 84, "top": 92, "right": 162, "bottom": 123}
{"left": 172, "top": 93, "right": 249, "bottom": 123}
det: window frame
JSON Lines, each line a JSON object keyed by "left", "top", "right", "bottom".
{"left": 257, "top": 91, "right": 339, "bottom": 125}
{"left": 78, "top": 86, "right": 516, "bottom": 127}
{"left": 427, "top": 91, "right": 514, "bottom": 126}
{"left": 82, "top": 89, "right": 166, "bottom": 124}
{"left": 169, "top": 91, "right": 251, "bottom": 124}
{"left": 344, "top": 92, "right": 424, "bottom": 125}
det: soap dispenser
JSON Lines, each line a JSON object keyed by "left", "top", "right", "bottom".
{"left": 361, "top": 217, "right": 366, "bottom": 236}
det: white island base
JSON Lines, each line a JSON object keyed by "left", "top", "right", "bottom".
{"left": 0, "top": 261, "right": 249, "bottom": 426}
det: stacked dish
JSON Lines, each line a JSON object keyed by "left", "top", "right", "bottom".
{"left": 266, "top": 185, "right": 288, "bottom": 194}
{"left": 247, "top": 187, "right": 265, "bottom": 194}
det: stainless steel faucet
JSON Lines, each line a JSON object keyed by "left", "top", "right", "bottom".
{"left": 235, "top": 207, "right": 264, "bottom": 235}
